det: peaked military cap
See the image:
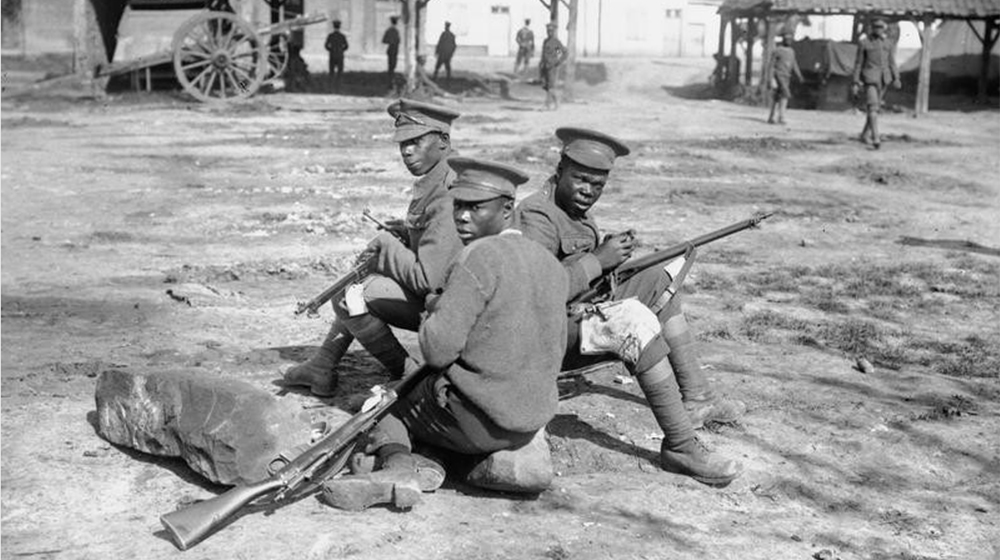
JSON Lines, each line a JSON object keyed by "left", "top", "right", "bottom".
{"left": 387, "top": 99, "right": 461, "bottom": 142}
{"left": 555, "top": 127, "right": 630, "bottom": 171}
{"left": 447, "top": 157, "right": 529, "bottom": 201}
{"left": 872, "top": 18, "right": 887, "bottom": 28}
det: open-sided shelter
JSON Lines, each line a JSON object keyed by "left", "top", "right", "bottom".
{"left": 716, "top": 0, "right": 1000, "bottom": 113}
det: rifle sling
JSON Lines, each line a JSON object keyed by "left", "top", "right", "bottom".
{"left": 650, "top": 244, "right": 697, "bottom": 315}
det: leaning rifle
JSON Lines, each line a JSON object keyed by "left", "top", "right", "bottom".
{"left": 294, "top": 252, "right": 374, "bottom": 316}
{"left": 570, "top": 212, "right": 774, "bottom": 306}
{"left": 159, "top": 364, "right": 435, "bottom": 550}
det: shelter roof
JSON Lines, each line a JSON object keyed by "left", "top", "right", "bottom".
{"left": 719, "top": 0, "right": 1000, "bottom": 18}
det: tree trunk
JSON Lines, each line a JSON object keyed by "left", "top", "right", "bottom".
{"left": 916, "top": 16, "right": 935, "bottom": 115}
{"left": 760, "top": 17, "right": 775, "bottom": 98}
{"left": 73, "top": 0, "right": 108, "bottom": 97}
{"left": 563, "top": 0, "right": 578, "bottom": 102}
{"left": 403, "top": 0, "right": 416, "bottom": 92}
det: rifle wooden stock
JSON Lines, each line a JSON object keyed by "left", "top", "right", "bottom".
{"left": 294, "top": 254, "right": 373, "bottom": 316}
{"left": 160, "top": 365, "right": 435, "bottom": 550}
{"left": 571, "top": 212, "right": 773, "bottom": 305}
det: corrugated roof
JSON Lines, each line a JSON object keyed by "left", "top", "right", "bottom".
{"left": 719, "top": 0, "right": 1000, "bottom": 18}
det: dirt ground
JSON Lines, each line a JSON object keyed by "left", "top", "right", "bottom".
{"left": 2, "top": 58, "right": 999, "bottom": 560}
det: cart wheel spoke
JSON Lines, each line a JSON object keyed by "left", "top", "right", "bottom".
{"left": 174, "top": 11, "right": 264, "bottom": 102}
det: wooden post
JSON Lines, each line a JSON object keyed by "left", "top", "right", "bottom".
{"left": 851, "top": 14, "right": 861, "bottom": 43}
{"left": 916, "top": 15, "right": 935, "bottom": 115}
{"left": 978, "top": 19, "right": 999, "bottom": 103}
{"left": 716, "top": 15, "right": 728, "bottom": 84}
{"left": 563, "top": 0, "right": 578, "bottom": 101}
{"left": 728, "top": 16, "right": 739, "bottom": 86}
{"left": 745, "top": 16, "right": 755, "bottom": 86}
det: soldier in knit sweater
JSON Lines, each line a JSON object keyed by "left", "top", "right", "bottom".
{"left": 283, "top": 99, "right": 465, "bottom": 397}
{"left": 321, "top": 157, "right": 569, "bottom": 511}
{"left": 517, "top": 127, "right": 743, "bottom": 486}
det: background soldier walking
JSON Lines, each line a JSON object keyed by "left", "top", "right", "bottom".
{"left": 852, "top": 18, "right": 900, "bottom": 149}
{"left": 434, "top": 22, "right": 457, "bottom": 81}
{"left": 324, "top": 20, "right": 348, "bottom": 89}
{"left": 514, "top": 19, "right": 535, "bottom": 75}
{"left": 539, "top": 22, "right": 567, "bottom": 110}
{"left": 767, "top": 32, "right": 803, "bottom": 125}
{"left": 383, "top": 16, "right": 401, "bottom": 90}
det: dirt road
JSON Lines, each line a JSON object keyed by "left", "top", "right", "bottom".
{"left": 2, "top": 59, "right": 999, "bottom": 560}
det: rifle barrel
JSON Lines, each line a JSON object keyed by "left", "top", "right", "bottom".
{"left": 618, "top": 212, "right": 772, "bottom": 278}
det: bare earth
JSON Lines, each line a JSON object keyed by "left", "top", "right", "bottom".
{"left": 2, "top": 59, "right": 999, "bottom": 560}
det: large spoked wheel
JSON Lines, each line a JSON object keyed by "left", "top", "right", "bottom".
{"left": 172, "top": 11, "right": 266, "bottom": 102}
{"left": 263, "top": 33, "right": 289, "bottom": 84}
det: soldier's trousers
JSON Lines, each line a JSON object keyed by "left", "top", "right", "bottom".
{"left": 368, "top": 370, "right": 536, "bottom": 456}
{"left": 356, "top": 274, "right": 424, "bottom": 331}
{"left": 563, "top": 266, "right": 681, "bottom": 371}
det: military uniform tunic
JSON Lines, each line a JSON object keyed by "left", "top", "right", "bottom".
{"left": 364, "top": 153, "right": 464, "bottom": 330}
{"left": 517, "top": 176, "right": 676, "bottom": 369}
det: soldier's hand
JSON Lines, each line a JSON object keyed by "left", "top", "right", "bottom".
{"left": 892, "top": 78, "right": 901, "bottom": 90}
{"left": 851, "top": 83, "right": 860, "bottom": 96}
{"left": 593, "top": 231, "right": 637, "bottom": 270}
{"left": 381, "top": 218, "right": 408, "bottom": 242}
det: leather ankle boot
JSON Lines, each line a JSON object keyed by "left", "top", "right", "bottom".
{"left": 320, "top": 452, "right": 423, "bottom": 511}
{"left": 340, "top": 312, "right": 408, "bottom": 379}
{"left": 661, "top": 437, "right": 742, "bottom": 487}
{"left": 283, "top": 322, "right": 353, "bottom": 396}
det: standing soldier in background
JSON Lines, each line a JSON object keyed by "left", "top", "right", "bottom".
{"left": 434, "top": 22, "right": 457, "bottom": 81}
{"left": 517, "top": 127, "right": 744, "bottom": 486}
{"left": 852, "top": 18, "right": 900, "bottom": 149}
{"left": 324, "top": 20, "right": 349, "bottom": 90}
{"left": 539, "top": 22, "right": 567, "bottom": 111}
{"left": 514, "top": 19, "right": 535, "bottom": 75}
{"left": 283, "top": 100, "right": 464, "bottom": 396}
{"left": 767, "top": 32, "right": 803, "bottom": 125}
{"left": 383, "top": 16, "right": 401, "bottom": 90}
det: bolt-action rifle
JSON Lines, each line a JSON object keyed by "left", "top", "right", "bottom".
{"left": 159, "top": 364, "right": 434, "bottom": 550}
{"left": 294, "top": 210, "right": 406, "bottom": 316}
{"left": 570, "top": 211, "right": 775, "bottom": 306}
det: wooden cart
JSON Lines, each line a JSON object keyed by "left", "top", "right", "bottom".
{"left": 99, "top": 1, "right": 326, "bottom": 102}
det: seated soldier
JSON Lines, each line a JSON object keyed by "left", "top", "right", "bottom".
{"left": 321, "top": 157, "right": 569, "bottom": 511}
{"left": 283, "top": 99, "right": 465, "bottom": 395}
{"left": 517, "top": 127, "right": 743, "bottom": 486}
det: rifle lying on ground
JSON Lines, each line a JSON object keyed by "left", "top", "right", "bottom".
{"left": 293, "top": 210, "right": 406, "bottom": 316}
{"left": 570, "top": 211, "right": 774, "bottom": 306}
{"left": 160, "top": 364, "right": 435, "bottom": 550}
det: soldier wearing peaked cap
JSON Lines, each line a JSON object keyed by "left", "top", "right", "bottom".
{"left": 852, "top": 18, "right": 900, "bottom": 149}
{"left": 539, "top": 22, "right": 567, "bottom": 110}
{"left": 284, "top": 99, "right": 465, "bottom": 397}
{"left": 516, "top": 127, "right": 744, "bottom": 487}
{"left": 321, "top": 158, "right": 570, "bottom": 510}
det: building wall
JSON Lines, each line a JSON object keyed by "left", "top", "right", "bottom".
{"left": 3, "top": 0, "right": 75, "bottom": 55}
{"left": 424, "top": 0, "right": 722, "bottom": 58}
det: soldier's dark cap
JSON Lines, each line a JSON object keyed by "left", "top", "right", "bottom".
{"left": 447, "top": 157, "right": 529, "bottom": 201}
{"left": 387, "top": 99, "right": 460, "bottom": 142}
{"left": 546, "top": 22, "right": 557, "bottom": 29}
{"left": 872, "top": 19, "right": 887, "bottom": 28}
{"left": 555, "top": 127, "right": 630, "bottom": 171}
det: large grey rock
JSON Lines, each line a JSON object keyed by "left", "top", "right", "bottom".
{"left": 95, "top": 369, "right": 311, "bottom": 485}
